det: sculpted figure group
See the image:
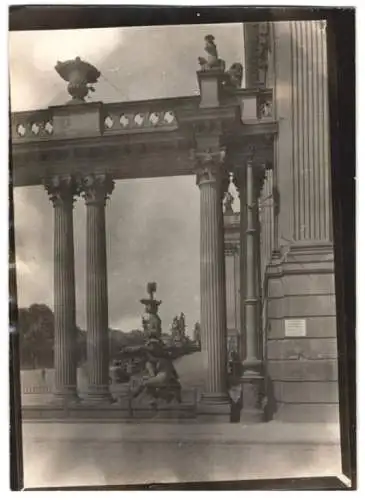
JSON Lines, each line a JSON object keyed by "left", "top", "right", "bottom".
{"left": 198, "top": 34, "right": 243, "bottom": 89}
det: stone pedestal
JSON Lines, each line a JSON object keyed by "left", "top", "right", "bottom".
{"left": 81, "top": 174, "right": 114, "bottom": 403}
{"left": 45, "top": 175, "right": 79, "bottom": 404}
{"left": 194, "top": 150, "right": 231, "bottom": 419}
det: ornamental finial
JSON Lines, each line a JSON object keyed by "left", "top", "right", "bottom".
{"left": 55, "top": 56, "right": 101, "bottom": 104}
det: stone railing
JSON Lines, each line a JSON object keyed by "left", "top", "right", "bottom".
{"left": 235, "top": 88, "right": 273, "bottom": 122}
{"left": 11, "top": 109, "right": 54, "bottom": 142}
{"left": 11, "top": 88, "right": 273, "bottom": 144}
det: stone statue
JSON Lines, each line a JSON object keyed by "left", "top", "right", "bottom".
{"left": 193, "top": 321, "right": 201, "bottom": 346}
{"left": 178, "top": 312, "right": 186, "bottom": 338}
{"left": 140, "top": 282, "right": 162, "bottom": 339}
{"left": 224, "top": 63, "right": 244, "bottom": 89}
{"left": 224, "top": 191, "right": 234, "bottom": 214}
{"left": 171, "top": 316, "right": 180, "bottom": 340}
{"left": 131, "top": 338, "right": 182, "bottom": 407}
{"left": 198, "top": 35, "right": 226, "bottom": 72}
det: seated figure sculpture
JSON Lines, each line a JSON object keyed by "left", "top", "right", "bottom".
{"left": 131, "top": 338, "right": 182, "bottom": 407}
{"left": 129, "top": 282, "right": 182, "bottom": 408}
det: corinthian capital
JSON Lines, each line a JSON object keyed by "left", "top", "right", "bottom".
{"left": 191, "top": 147, "right": 227, "bottom": 186}
{"left": 44, "top": 175, "right": 79, "bottom": 207}
{"left": 80, "top": 173, "right": 115, "bottom": 206}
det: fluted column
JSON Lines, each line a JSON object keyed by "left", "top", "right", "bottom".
{"left": 291, "top": 20, "right": 332, "bottom": 243}
{"left": 45, "top": 175, "right": 79, "bottom": 404}
{"left": 194, "top": 149, "right": 230, "bottom": 408}
{"left": 81, "top": 173, "right": 114, "bottom": 403}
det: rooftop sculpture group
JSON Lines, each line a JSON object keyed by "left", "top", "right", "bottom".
{"left": 198, "top": 34, "right": 243, "bottom": 89}
{"left": 54, "top": 35, "right": 243, "bottom": 107}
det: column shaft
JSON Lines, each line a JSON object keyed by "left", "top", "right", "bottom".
{"left": 291, "top": 20, "right": 331, "bottom": 242}
{"left": 86, "top": 203, "right": 109, "bottom": 394}
{"left": 254, "top": 195, "right": 263, "bottom": 358}
{"left": 82, "top": 174, "right": 114, "bottom": 402}
{"left": 239, "top": 176, "right": 247, "bottom": 361}
{"left": 45, "top": 176, "right": 78, "bottom": 403}
{"left": 245, "top": 162, "right": 260, "bottom": 362}
{"left": 199, "top": 175, "right": 228, "bottom": 396}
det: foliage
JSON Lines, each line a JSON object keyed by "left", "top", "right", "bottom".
{"left": 18, "top": 304, "right": 55, "bottom": 369}
{"left": 18, "top": 303, "right": 200, "bottom": 370}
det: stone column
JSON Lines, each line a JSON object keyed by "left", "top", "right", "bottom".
{"left": 44, "top": 175, "right": 79, "bottom": 404}
{"left": 233, "top": 168, "right": 247, "bottom": 361}
{"left": 81, "top": 173, "right": 114, "bottom": 403}
{"left": 291, "top": 20, "right": 332, "bottom": 243}
{"left": 194, "top": 149, "right": 230, "bottom": 420}
{"left": 254, "top": 167, "right": 266, "bottom": 359}
{"left": 241, "top": 161, "right": 265, "bottom": 422}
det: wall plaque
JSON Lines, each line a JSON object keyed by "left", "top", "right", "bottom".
{"left": 284, "top": 318, "right": 306, "bottom": 337}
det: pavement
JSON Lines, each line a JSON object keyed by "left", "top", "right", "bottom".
{"left": 23, "top": 421, "right": 340, "bottom": 444}
{"left": 22, "top": 421, "right": 342, "bottom": 488}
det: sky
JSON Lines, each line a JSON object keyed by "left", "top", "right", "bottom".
{"left": 9, "top": 23, "right": 244, "bottom": 334}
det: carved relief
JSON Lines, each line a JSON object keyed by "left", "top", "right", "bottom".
{"left": 224, "top": 242, "right": 239, "bottom": 256}
{"left": 80, "top": 173, "right": 115, "bottom": 206}
{"left": 44, "top": 175, "right": 79, "bottom": 207}
{"left": 245, "top": 22, "right": 271, "bottom": 88}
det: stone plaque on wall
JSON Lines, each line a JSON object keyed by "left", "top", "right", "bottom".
{"left": 285, "top": 318, "right": 307, "bottom": 337}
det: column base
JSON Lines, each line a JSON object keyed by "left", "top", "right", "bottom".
{"left": 51, "top": 390, "right": 80, "bottom": 407}
{"left": 197, "top": 393, "right": 231, "bottom": 422}
{"left": 240, "top": 371, "right": 266, "bottom": 424}
{"left": 82, "top": 386, "right": 115, "bottom": 406}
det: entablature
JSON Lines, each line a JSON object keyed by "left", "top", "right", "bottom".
{"left": 11, "top": 86, "right": 277, "bottom": 187}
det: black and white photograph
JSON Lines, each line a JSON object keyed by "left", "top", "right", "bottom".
{"left": 8, "top": 6, "right": 356, "bottom": 490}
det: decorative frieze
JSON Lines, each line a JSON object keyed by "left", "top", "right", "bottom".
{"left": 244, "top": 22, "right": 272, "bottom": 88}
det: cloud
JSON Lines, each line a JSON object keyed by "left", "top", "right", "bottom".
{"left": 10, "top": 23, "right": 245, "bottom": 332}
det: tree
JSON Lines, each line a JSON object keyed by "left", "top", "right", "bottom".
{"left": 18, "top": 303, "right": 87, "bottom": 369}
{"left": 18, "top": 303, "right": 54, "bottom": 369}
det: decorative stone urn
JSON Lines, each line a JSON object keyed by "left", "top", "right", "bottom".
{"left": 55, "top": 56, "right": 101, "bottom": 104}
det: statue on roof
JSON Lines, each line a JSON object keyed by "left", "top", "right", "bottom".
{"left": 198, "top": 35, "right": 226, "bottom": 72}
{"left": 224, "top": 63, "right": 244, "bottom": 89}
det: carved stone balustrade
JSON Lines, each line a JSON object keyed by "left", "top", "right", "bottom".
{"left": 11, "top": 88, "right": 276, "bottom": 187}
